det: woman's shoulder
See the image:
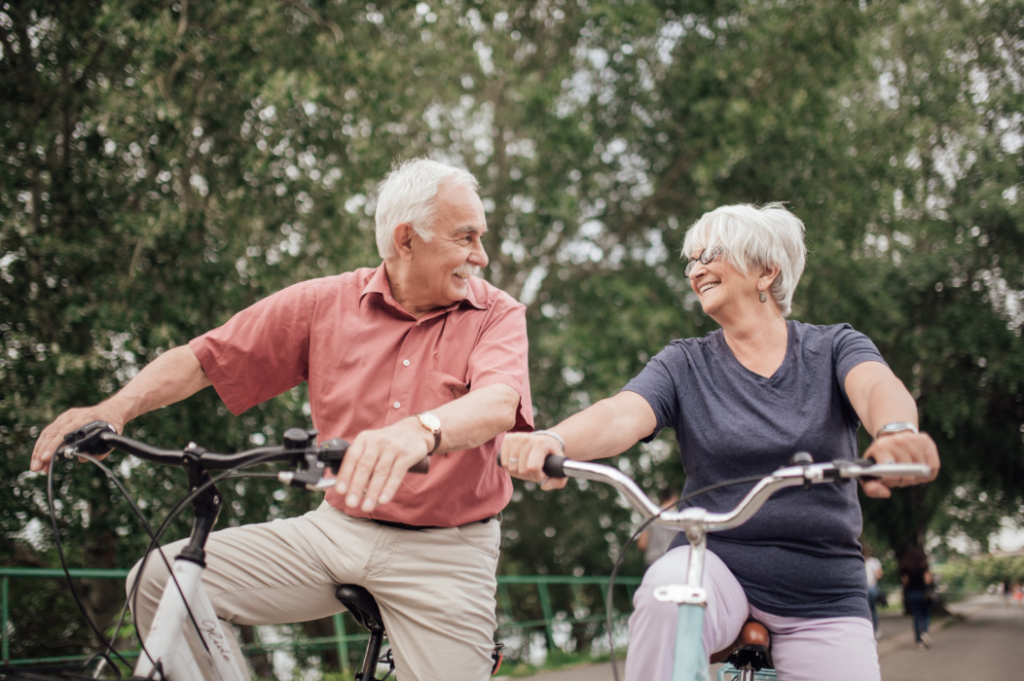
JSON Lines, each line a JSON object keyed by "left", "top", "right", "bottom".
{"left": 787, "top": 319, "right": 863, "bottom": 338}
{"left": 788, "top": 320, "right": 878, "bottom": 354}
{"left": 661, "top": 328, "right": 723, "bottom": 355}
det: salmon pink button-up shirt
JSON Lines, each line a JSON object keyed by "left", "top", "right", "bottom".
{"left": 189, "top": 265, "right": 533, "bottom": 527}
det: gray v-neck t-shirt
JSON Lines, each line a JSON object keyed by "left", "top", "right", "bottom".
{"left": 623, "top": 320, "right": 884, "bottom": 619}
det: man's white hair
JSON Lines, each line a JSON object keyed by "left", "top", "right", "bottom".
{"left": 681, "top": 203, "right": 807, "bottom": 317}
{"left": 374, "top": 158, "right": 479, "bottom": 259}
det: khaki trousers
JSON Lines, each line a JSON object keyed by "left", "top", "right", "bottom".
{"left": 127, "top": 502, "right": 501, "bottom": 680}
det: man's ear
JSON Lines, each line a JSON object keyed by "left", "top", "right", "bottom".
{"left": 393, "top": 223, "right": 415, "bottom": 262}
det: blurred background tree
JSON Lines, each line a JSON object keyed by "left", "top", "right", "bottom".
{"left": 3, "top": 0, "right": 1022, "bottom": 665}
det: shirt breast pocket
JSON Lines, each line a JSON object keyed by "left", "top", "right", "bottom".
{"left": 431, "top": 370, "right": 470, "bottom": 403}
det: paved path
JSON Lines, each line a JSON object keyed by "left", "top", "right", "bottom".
{"left": 514, "top": 595, "right": 1024, "bottom": 680}
{"left": 881, "top": 595, "right": 1024, "bottom": 680}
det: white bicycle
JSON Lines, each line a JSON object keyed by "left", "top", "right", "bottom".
{"left": 524, "top": 452, "right": 932, "bottom": 681}
{"left": 48, "top": 420, "right": 431, "bottom": 681}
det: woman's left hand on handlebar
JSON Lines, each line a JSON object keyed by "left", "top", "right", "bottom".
{"left": 499, "top": 432, "right": 567, "bottom": 492}
{"left": 861, "top": 431, "right": 940, "bottom": 498}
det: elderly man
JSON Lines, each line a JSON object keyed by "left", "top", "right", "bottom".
{"left": 30, "top": 159, "right": 532, "bottom": 680}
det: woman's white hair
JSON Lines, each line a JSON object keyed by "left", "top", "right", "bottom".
{"left": 374, "top": 158, "right": 479, "bottom": 259}
{"left": 681, "top": 203, "right": 806, "bottom": 317}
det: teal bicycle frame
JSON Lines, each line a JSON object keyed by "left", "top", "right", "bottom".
{"left": 548, "top": 455, "right": 932, "bottom": 681}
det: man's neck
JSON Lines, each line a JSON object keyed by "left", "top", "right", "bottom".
{"left": 382, "top": 259, "right": 430, "bottom": 319}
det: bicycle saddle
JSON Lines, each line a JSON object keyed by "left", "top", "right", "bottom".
{"left": 335, "top": 584, "right": 385, "bottom": 632}
{"left": 709, "top": 619, "right": 773, "bottom": 669}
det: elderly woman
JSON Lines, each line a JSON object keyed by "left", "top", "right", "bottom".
{"left": 501, "top": 204, "right": 939, "bottom": 681}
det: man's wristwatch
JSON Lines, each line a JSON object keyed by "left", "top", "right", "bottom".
{"left": 416, "top": 412, "right": 442, "bottom": 454}
{"left": 875, "top": 422, "right": 919, "bottom": 439}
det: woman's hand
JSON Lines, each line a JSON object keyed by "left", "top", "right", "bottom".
{"left": 499, "top": 392, "right": 657, "bottom": 492}
{"left": 845, "top": 361, "right": 941, "bottom": 498}
{"left": 499, "top": 432, "right": 568, "bottom": 492}
{"left": 861, "top": 431, "right": 940, "bottom": 498}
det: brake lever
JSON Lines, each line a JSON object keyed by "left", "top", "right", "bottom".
{"left": 852, "top": 458, "right": 879, "bottom": 482}
{"left": 277, "top": 437, "right": 430, "bottom": 491}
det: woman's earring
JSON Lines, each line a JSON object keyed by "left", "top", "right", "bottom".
{"left": 758, "top": 289, "right": 767, "bottom": 303}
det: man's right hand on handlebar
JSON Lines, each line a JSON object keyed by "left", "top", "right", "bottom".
{"left": 334, "top": 417, "right": 437, "bottom": 513}
{"left": 500, "top": 432, "right": 568, "bottom": 492}
{"left": 30, "top": 405, "right": 127, "bottom": 473}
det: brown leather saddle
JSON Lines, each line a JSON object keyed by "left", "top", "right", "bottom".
{"left": 709, "top": 619, "right": 774, "bottom": 672}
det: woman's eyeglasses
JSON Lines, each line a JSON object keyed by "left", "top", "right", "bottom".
{"left": 684, "top": 246, "right": 724, "bottom": 277}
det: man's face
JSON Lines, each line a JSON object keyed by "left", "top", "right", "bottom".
{"left": 408, "top": 182, "right": 489, "bottom": 310}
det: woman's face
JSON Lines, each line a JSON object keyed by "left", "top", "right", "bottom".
{"left": 687, "top": 246, "right": 762, "bottom": 320}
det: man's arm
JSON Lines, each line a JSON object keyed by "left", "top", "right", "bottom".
{"left": 30, "top": 345, "right": 211, "bottom": 472}
{"left": 844, "top": 361, "right": 940, "bottom": 498}
{"left": 333, "top": 382, "right": 521, "bottom": 513}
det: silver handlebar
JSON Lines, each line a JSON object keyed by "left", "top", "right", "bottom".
{"left": 561, "top": 459, "right": 932, "bottom": 535}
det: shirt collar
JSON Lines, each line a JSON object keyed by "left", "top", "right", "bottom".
{"left": 359, "top": 264, "right": 487, "bottom": 316}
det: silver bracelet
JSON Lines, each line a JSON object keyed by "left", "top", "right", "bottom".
{"left": 875, "top": 422, "right": 919, "bottom": 439}
{"left": 533, "top": 429, "right": 565, "bottom": 452}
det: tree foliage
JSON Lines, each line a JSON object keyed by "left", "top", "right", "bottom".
{"left": 3, "top": 0, "right": 1023, "bottom": 662}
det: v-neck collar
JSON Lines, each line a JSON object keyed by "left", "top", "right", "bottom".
{"left": 715, "top": 320, "right": 794, "bottom": 382}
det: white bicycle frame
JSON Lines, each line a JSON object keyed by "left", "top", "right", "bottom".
{"left": 55, "top": 423, "right": 353, "bottom": 681}
{"left": 132, "top": 557, "right": 247, "bottom": 681}
{"left": 553, "top": 456, "right": 932, "bottom": 681}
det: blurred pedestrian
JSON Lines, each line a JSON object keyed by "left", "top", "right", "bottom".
{"left": 637, "top": 487, "right": 680, "bottom": 566}
{"left": 863, "top": 543, "right": 884, "bottom": 640}
{"left": 899, "top": 546, "right": 934, "bottom": 648}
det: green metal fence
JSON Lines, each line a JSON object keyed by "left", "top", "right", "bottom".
{"left": 1, "top": 567, "right": 642, "bottom": 672}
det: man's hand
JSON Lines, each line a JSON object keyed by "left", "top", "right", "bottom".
{"left": 333, "top": 418, "right": 434, "bottom": 512}
{"left": 499, "top": 432, "right": 567, "bottom": 492}
{"left": 30, "top": 346, "right": 210, "bottom": 474}
{"left": 861, "top": 431, "right": 940, "bottom": 499}
{"left": 30, "top": 406, "right": 127, "bottom": 473}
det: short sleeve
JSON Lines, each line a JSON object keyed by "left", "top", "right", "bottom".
{"left": 832, "top": 325, "right": 887, "bottom": 402}
{"left": 466, "top": 299, "right": 534, "bottom": 431}
{"left": 621, "top": 343, "right": 686, "bottom": 443}
{"left": 189, "top": 282, "right": 315, "bottom": 415}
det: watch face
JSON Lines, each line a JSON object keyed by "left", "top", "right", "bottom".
{"left": 419, "top": 412, "right": 441, "bottom": 432}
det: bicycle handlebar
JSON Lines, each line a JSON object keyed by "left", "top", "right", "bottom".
{"left": 520, "top": 453, "right": 931, "bottom": 534}
{"left": 55, "top": 421, "right": 430, "bottom": 488}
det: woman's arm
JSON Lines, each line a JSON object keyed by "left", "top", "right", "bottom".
{"left": 844, "top": 361, "right": 940, "bottom": 498}
{"left": 500, "top": 390, "right": 657, "bottom": 490}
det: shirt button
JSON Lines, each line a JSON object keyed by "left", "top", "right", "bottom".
{"left": 403, "top": 359, "right": 410, "bottom": 367}
{"left": 393, "top": 402, "right": 401, "bottom": 409}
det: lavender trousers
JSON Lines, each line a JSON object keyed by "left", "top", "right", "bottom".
{"left": 626, "top": 546, "right": 880, "bottom": 681}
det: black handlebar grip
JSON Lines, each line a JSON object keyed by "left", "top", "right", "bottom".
{"left": 409, "top": 456, "right": 430, "bottom": 474}
{"left": 542, "top": 455, "right": 567, "bottom": 478}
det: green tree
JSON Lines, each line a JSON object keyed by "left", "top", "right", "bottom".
{"left": 4, "top": 0, "right": 1024, "bottom": 665}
